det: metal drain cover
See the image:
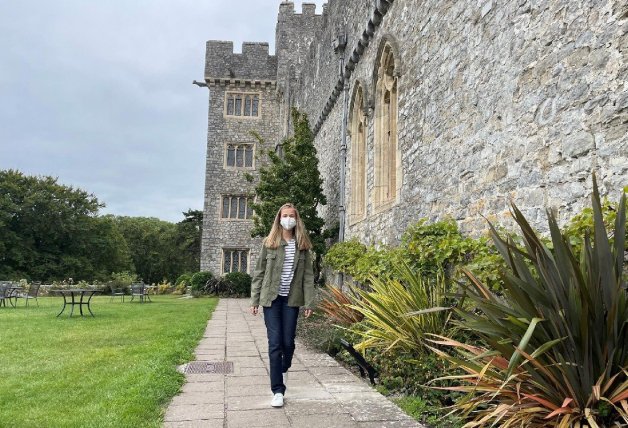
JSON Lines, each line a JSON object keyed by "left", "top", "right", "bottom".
{"left": 184, "top": 361, "right": 233, "bottom": 374}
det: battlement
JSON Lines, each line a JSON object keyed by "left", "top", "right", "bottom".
{"left": 204, "top": 41, "right": 277, "bottom": 82}
{"left": 278, "top": 2, "right": 321, "bottom": 18}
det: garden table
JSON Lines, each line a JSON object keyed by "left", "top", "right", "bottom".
{"left": 56, "top": 289, "right": 100, "bottom": 317}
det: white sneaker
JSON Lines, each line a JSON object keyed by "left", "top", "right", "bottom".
{"left": 282, "top": 371, "right": 288, "bottom": 386}
{"left": 271, "top": 392, "right": 284, "bottom": 408}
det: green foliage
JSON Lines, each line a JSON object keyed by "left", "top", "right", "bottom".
{"left": 189, "top": 271, "right": 214, "bottom": 292}
{"left": 297, "top": 309, "right": 460, "bottom": 426}
{"left": 430, "top": 178, "right": 628, "bottom": 426}
{"left": 112, "top": 215, "right": 192, "bottom": 284}
{"left": 0, "top": 169, "right": 133, "bottom": 281}
{"left": 249, "top": 109, "right": 329, "bottom": 256}
{"left": 175, "top": 273, "right": 193, "bottom": 287}
{"left": 392, "top": 395, "right": 463, "bottom": 428}
{"left": 325, "top": 218, "right": 504, "bottom": 290}
{"left": 174, "top": 209, "right": 203, "bottom": 274}
{"left": 322, "top": 240, "right": 367, "bottom": 277}
{"left": 0, "top": 169, "right": 202, "bottom": 284}
{"left": 104, "top": 271, "right": 138, "bottom": 293}
{"left": 402, "top": 218, "right": 504, "bottom": 289}
{"left": 347, "top": 262, "right": 452, "bottom": 354}
{"left": 223, "top": 271, "right": 252, "bottom": 296}
{"left": 563, "top": 196, "right": 628, "bottom": 257}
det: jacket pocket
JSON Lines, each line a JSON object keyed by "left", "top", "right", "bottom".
{"left": 262, "top": 253, "right": 276, "bottom": 287}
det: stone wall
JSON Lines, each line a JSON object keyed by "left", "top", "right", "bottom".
{"left": 275, "top": 2, "right": 323, "bottom": 138}
{"left": 200, "top": 42, "right": 281, "bottom": 274}
{"left": 201, "top": 0, "right": 627, "bottom": 274}
{"left": 290, "top": 0, "right": 627, "bottom": 244}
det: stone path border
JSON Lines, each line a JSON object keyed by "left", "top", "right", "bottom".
{"left": 164, "top": 298, "right": 424, "bottom": 427}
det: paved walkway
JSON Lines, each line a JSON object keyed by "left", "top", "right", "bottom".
{"left": 164, "top": 298, "right": 424, "bottom": 427}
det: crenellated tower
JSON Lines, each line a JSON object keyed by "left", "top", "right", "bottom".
{"left": 275, "top": 2, "right": 322, "bottom": 137}
{"left": 200, "top": 41, "right": 280, "bottom": 276}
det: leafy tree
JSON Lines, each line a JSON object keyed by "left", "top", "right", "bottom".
{"left": 112, "top": 216, "right": 178, "bottom": 284}
{"left": 250, "top": 109, "right": 329, "bottom": 259}
{"left": 0, "top": 170, "right": 134, "bottom": 281}
{"left": 174, "top": 209, "right": 203, "bottom": 274}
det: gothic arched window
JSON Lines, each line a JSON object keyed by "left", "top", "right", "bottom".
{"left": 373, "top": 43, "right": 400, "bottom": 208}
{"left": 350, "top": 85, "right": 366, "bottom": 222}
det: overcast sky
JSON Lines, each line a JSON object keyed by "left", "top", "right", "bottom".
{"left": 0, "top": 1, "right": 325, "bottom": 222}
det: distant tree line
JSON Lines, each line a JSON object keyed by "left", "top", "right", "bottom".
{"left": 0, "top": 169, "right": 202, "bottom": 284}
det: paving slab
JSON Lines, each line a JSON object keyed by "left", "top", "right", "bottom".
{"left": 163, "top": 298, "right": 425, "bottom": 427}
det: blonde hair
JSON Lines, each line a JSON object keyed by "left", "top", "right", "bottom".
{"left": 264, "top": 203, "right": 313, "bottom": 250}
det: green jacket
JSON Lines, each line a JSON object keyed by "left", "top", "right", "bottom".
{"left": 250, "top": 240, "right": 315, "bottom": 308}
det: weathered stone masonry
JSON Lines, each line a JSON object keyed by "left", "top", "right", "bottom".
{"left": 201, "top": 0, "right": 627, "bottom": 273}
{"left": 200, "top": 42, "right": 281, "bottom": 274}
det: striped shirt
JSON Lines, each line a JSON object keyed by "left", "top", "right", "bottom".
{"left": 278, "top": 239, "right": 296, "bottom": 296}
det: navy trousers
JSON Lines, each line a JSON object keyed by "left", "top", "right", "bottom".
{"left": 263, "top": 295, "right": 299, "bottom": 394}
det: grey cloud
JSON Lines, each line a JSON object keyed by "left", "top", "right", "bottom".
{"left": 0, "top": 1, "right": 325, "bottom": 222}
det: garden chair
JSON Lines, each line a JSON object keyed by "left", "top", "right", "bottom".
{"left": 130, "top": 283, "right": 151, "bottom": 303}
{"left": 0, "top": 283, "right": 10, "bottom": 307}
{"left": 109, "top": 284, "right": 125, "bottom": 302}
{"left": 16, "top": 282, "right": 41, "bottom": 307}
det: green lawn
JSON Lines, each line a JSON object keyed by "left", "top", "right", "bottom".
{"left": 0, "top": 295, "right": 217, "bottom": 428}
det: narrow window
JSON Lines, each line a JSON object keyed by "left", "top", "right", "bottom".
{"left": 252, "top": 96, "right": 259, "bottom": 116}
{"left": 226, "top": 145, "right": 236, "bottom": 167}
{"left": 227, "top": 96, "right": 235, "bottom": 116}
{"left": 234, "top": 95, "right": 242, "bottom": 116}
{"left": 240, "top": 251, "right": 248, "bottom": 272}
{"left": 244, "top": 96, "right": 251, "bottom": 116}
{"left": 245, "top": 146, "right": 253, "bottom": 167}
{"left": 235, "top": 146, "right": 244, "bottom": 167}
{"left": 350, "top": 85, "right": 367, "bottom": 221}
{"left": 238, "top": 197, "right": 246, "bottom": 219}
{"left": 222, "top": 197, "right": 230, "bottom": 218}
{"left": 230, "top": 197, "right": 238, "bottom": 217}
{"left": 374, "top": 43, "right": 400, "bottom": 208}
{"left": 224, "top": 251, "right": 232, "bottom": 273}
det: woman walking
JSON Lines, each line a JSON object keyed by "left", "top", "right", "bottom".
{"left": 250, "top": 203, "right": 315, "bottom": 408}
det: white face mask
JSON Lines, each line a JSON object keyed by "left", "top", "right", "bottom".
{"left": 280, "top": 217, "right": 297, "bottom": 230}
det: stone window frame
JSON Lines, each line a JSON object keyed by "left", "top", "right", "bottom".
{"left": 372, "top": 40, "right": 402, "bottom": 213}
{"left": 222, "top": 248, "right": 249, "bottom": 274}
{"left": 224, "top": 92, "right": 261, "bottom": 119}
{"left": 224, "top": 142, "right": 256, "bottom": 170}
{"left": 348, "top": 83, "right": 368, "bottom": 225}
{"left": 219, "top": 195, "right": 254, "bottom": 221}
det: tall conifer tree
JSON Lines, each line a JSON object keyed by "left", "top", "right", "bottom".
{"left": 250, "top": 109, "right": 328, "bottom": 260}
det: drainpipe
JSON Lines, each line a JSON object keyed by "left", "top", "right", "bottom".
{"left": 339, "top": 63, "right": 348, "bottom": 244}
{"left": 334, "top": 33, "right": 348, "bottom": 288}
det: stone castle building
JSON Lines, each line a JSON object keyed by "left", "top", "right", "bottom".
{"left": 199, "top": 0, "right": 627, "bottom": 275}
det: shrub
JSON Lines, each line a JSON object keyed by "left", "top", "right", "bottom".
{"left": 104, "top": 271, "right": 138, "bottom": 294}
{"left": 324, "top": 219, "right": 505, "bottom": 291}
{"left": 318, "top": 285, "right": 363, "bottom": 326}
{"left": 175, "top": 273, "right": 193, "bottom": 287}
{"left": 189, "top": 271, "right": 213, "bottom": 294}
{"left": 429, "top": 178, "right": 628, "bottom": 427}
{"left": 348, "top": 262, "right": 452, "bottom": 354}
{"left": 324, "top": 240, "right": 401, "bottom": 284}
{"left": 156, "top": 282, "right": 172, "bottom": 294}
{"left": 200, "top": 276, "right": 231, "bottom": 297}
{"left": 223, "top": 272, "right": 252, "bottom": 296}
{"left": 173, "top": 283, "right": 187, "bottom": 295}
{"left": 323, "top": 240, "right": 368, "bottom": 278}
